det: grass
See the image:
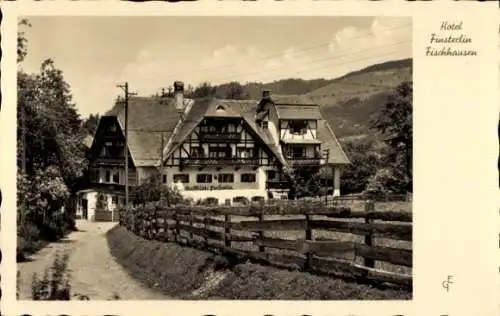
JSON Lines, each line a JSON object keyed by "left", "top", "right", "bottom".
{"left": 107, "top": 224, "right": 411, "bottom": 300}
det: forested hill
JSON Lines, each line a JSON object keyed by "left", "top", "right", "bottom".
{"left": 208, "top": 58, "right": 412, "bottom": 138}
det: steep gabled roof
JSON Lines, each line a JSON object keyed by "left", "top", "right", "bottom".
{"left": 276, "top": 104, "right": 323, "bottom": 120}
{"left": 318, "top": 119, "right": 351, "bottom": 164}
{"left": 159, "top": 98, "right": 289, "bottom": 168}
{"left": 100, "top": 94, "right": 349, "bottom": 167}
{"left": 103, "top": 96, "right": 182, "bottom": 167}
{"left": 272, "top": 94, "right": 316, "bottom": 105}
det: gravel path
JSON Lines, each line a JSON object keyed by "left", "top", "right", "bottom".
{"left": 17, "top": 220, "right": 169, "bottom": 300}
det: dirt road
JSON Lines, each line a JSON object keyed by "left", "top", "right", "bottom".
{"left": 17, "top": 220, "right": 169, "bottom": 300}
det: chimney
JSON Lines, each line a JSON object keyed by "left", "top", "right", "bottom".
{"left": 173, "top": 81, "right": 185, "bottom": 114}
{"left": 262, "top": 90, "right": 271, "bottom": 100}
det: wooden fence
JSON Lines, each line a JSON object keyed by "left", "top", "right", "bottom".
{"left": 119, "top": 200, "right": 412, "bottom": 289}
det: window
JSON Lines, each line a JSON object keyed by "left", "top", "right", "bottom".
{"left": 241, "top": 173, "right": 256, "bottom": 183}
{"left": 108, "top": 124, "right": 117, "bottom": 132}
{"left": 236, "top": 147, "right": 253, "bottom": 158}
{"left": 162, "top": 174, "right": 167, "bottom": 184}
{"left": 197, "top": 174, "right": 212, "bottom": 183}
{"left": 290, "top": 120, "right": 307, "bottom": 134}
{"left": 218, "top": 173, "right": 234, "bottom": 183}
{"left": 209, "top": 145, "right": 231, "bottom": 158}
{"left": 105, "top": 170, "right": 111, "bottom": 182}
{"left": 112, "top": 170, "right": 120, "bottom": 183}
{"left": 112, "top": 196, "right": 118, "bottom": 205}
{"left": 89, "top": 168, "right": 99, "bottom": 182}
{"left": 292, "top": 146, "right": 306, "bottom": 158}
{"left": 100, "top": 147, "right": 107, "bottom": 157}
{"left": 173, "top": 174, "right": 190, "bottom": 183}
{"left": 190, "top": 146, "right": 202, "bottom": 157}
{"left": 267, "top": 170, "right": 276, "bottom": 180}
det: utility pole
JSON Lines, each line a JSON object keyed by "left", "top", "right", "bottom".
{"left": 159, "top": 132, "right": 165, "bottom": 205}
{"left": 117, "top": 82, "right": 136, "bottom": 208}
{"left": 323, "top": 149, "right": 330, "bottom": 205}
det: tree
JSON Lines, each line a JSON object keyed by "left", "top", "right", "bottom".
{"left": 18, "top": 59, "right": 87, "bottom": 187}
{"left": 82, "top": 114, "right": 100, "bottom": 136}
{"left": 370, "top": 81, "right": 413, "bottom": 193}
{"left": 191, "top": 82, "right": 217, "bottom": 98}
{"left": 17, "top": 19, "right": 87, "bottom": 250}
{"left": 225, "top": 81, "right": 249, "bottom": 100}
{"left": 17, "top": 18, "right": 31, "bottom": 63}
{"left": 340, "top": 137, "right": 384, "bottom": 194}
{"left": 130, "top": 174, "right": 183, "bottom": 206}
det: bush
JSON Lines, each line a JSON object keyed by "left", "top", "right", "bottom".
{"left": 202, "top": 197, "right": 219, "bottom": 206}
{"left": 251, "top": 196, "right": 265, "bottom": 203}
{"left": 232, "top": 196, "right": 250, "bottom": 205}
{"left": 31, "top": 252, "right": 71, "bottom": 300}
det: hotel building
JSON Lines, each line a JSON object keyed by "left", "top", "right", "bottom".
{"left": 76, "top": 82, "right": 350, "bottom": 219}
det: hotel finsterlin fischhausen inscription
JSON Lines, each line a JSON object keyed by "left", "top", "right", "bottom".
{"left": 426, "top": 21, "right": 477, "bottom": 57}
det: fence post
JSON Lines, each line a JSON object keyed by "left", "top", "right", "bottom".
{"left": 203, "top": 213, "right": 208, "bottom": 248}
{"left": 189, "top": 211, "right": 194, "bottom": 243}
{"left": 364, "top": 200, "right": 375, "bottom": 268}
{"left": 163, "top": 211, "right": 169, "bottom": 242}
{"left": 258, "top": 204, "right": 265, "bottom": 252}
{"left": 152, "top": 208, "right": 158, "bottom": 239}
{"left": 173, "top": 208, "right": 178, "bottom": 243}
{"left": 305, "top": 213, "right": 313, "bottom": 271}
{"left": 224, "top": 213, "right": 231, "bottom": 247}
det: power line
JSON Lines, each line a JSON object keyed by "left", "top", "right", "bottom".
{"left": 161, "top": 22, "right": 411, "bottom": 80}
{"left": 210, "top": 40, "right": 410, "bottom": 85}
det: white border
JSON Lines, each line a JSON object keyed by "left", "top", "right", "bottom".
{"left": 1, "top": 2, "right": 499, "bottom": 316}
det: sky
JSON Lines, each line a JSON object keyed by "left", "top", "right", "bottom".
{"left": 21, "top": 16, "right": 412, "bottom": 118}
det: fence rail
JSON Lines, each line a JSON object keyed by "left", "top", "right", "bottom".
{"left": 119, "top": 200, "right": 412, "bottom": 289}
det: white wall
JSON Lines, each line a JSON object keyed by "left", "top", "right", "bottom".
{"left": 333, "top": 166, "right": 341, "bottom": 197}
{"left": 163, "top": 166, "right": 268, "bottom": 203}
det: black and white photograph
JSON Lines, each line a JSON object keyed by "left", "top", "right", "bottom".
{"left": 14, "top": 15, "right": 414, "bottom": 301}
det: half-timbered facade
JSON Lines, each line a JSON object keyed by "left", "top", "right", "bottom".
{"left": 159, "top": 84, "right": 350, "bottom": 203}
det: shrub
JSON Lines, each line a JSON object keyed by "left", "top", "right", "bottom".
{"left": 232, "top": 196, "right": 250, "bottom": 205}
{"left": 203, "top": 197, "right": 219, "bottom": 206}
{"left": 31, "top": 252, "right": 71, "bottom": 300}
{"left": 251, "top": 196, "right": 265, "bottom": 203}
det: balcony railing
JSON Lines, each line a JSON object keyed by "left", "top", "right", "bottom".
{"left": 198, "top": 132, "right": 241, "bottom": 142}
{"left": 93, "top": 157, "right": 126, "bottom": 166}
{"left": 180, "top": 157, "right": 259, "bottom": 167}
{"left": 287, "top": 157, "right": 323, "bottom": 166}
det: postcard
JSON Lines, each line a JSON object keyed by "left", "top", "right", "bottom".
{"left": 0, "top": 1, "right": 498, "bottom": 316}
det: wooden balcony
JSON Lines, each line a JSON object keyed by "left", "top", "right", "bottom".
{"left": 198, "top": 132, "right": 241, "bottom": 142}
{"left": 180, "top": 157, "right": 259, "bottom": 167}
{"left": 93, "top": 157, "right": 126, "bottom": 166}
{"left": 288, "top": 157, "right": 323, "bottom": 167}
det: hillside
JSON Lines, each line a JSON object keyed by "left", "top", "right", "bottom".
{"left": 209, "top": 58, "right": 412, "bottom": 138}
{"left": 308, "top": 58, "right": 412, "bottom": 138}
